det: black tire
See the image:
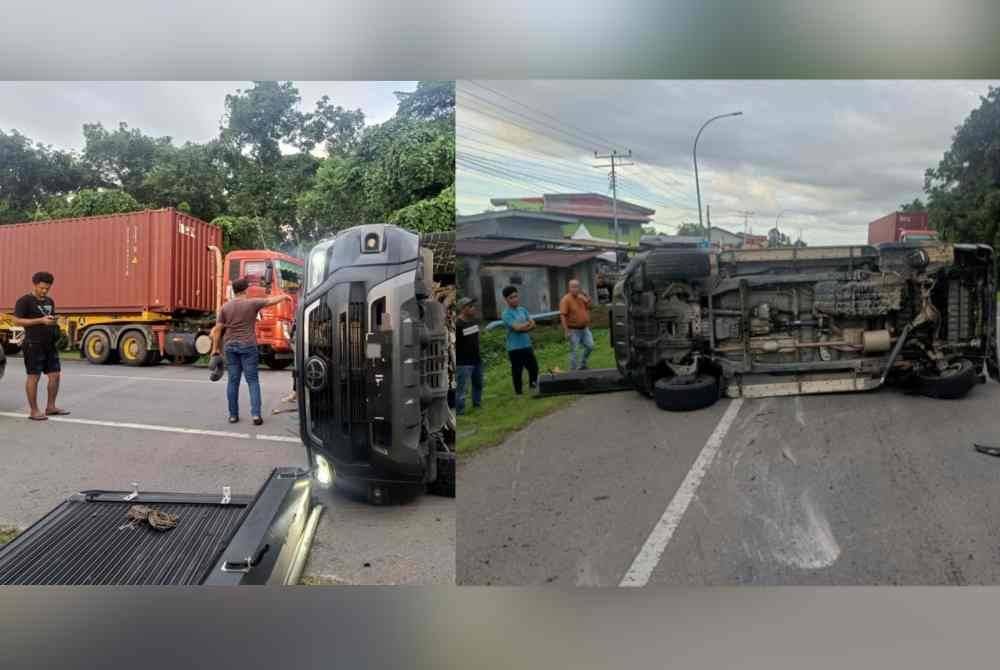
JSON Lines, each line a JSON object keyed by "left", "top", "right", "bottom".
{"left": 0, "top": 347, "right": 6, "bottom": 381}
{"left": 264, "top": 355, "right": 293, "bottom": 371}
{"left": 653, "top": 374, "right": 720, "bottom": 411}
{"left": 2, "top": 342, "right": 21, "bottom": 356}
{"left": 118, "top": 331, "right": 149, "bottom": 367}
{"left": 82, "top": 329, "right": 112, "bottom": 365}
{"left": 645, "top": 249, "right": 711, "bottom": 283}
{"left": 917, "top": 358, "right": 978, "bottom": 399}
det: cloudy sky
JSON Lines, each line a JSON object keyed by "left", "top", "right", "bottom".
{"left": 0, "top": 81, "right": 416, "bottom": 151}
{"left": 457, "top": 80, "right": 997, "bottom": 245}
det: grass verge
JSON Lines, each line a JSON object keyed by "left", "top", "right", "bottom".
{"left": 457, "top": 318, "right": 615, "bottom": 455}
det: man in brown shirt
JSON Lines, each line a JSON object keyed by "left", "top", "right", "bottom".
{"left": 559, "top": 278, "right": 594, "bottom": 370}
{"left": 210, "top": 276, "right": 291, "bottom": 425}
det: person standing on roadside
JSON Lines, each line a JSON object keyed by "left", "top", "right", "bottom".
{"left": 559, "top": 278, "right": 594, "bottom": 371}
{"left": 12, "top": 271, "right": 68, "bottom": 421}
{"left": 501, "top": 286, "right": 538, "bottom": 394}
{"left": 454, "top": 297, "right": 483, "bottom": 415}
{"left": 210, "top": 277, "right": 291, "bottom": 425}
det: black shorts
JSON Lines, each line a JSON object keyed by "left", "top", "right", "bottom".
{"left": 23, "top": 343, "right": 61, "bottom": 376}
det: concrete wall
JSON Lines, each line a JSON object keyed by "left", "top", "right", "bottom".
{"left": 480, "top": 265, "right": 552, "bottom": 318}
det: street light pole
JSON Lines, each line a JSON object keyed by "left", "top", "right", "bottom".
{"left": 694, "top": 111, "right": 742, "bottom": 248}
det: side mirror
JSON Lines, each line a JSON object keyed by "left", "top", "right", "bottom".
{"left": 263, "top": 265, "right": 274, "bottom": 289}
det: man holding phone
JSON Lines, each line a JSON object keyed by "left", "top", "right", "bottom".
{"left": 12, "top": 271, "right": 68, "bottom": 421}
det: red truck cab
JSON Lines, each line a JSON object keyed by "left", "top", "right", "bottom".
{"left": 224, "top": 250, "right": 304, "bottom": 370}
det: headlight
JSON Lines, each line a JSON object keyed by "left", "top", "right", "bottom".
{"left": 314, "top": 454, "right": 334, "bottom": 486}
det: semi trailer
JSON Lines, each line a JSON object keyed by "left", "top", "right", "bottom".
{"left": 0, "top": 209, "right": 301, "bottom": 369}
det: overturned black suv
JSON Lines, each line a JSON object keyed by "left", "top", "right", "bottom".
{"left": 297, "top": 224, "right": 455, "bottom": 503}
{"left": 612, "top": 240, "right": 999, "bottom": 410}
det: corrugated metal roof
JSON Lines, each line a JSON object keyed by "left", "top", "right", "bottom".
{"left": 488, "top": 249, "right": 603, "bottom": 268}
{"left": 456, "top": 238, "right": 534, "bottom": 256}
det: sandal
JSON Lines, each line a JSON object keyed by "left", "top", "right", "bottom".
{"left": 45, "top": 409, "right": 71, "bottom": 416}
{"left": 28, "top": 415, "right": 48, "bottom": 421}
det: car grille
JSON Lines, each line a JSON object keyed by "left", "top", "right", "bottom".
{"left": 0, "top": 499, "right": 248, "bottom": 585}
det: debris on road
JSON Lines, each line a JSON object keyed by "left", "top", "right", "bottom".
{"left": 973, "top": 443, "right": 1000, "bottom": 458}
{"left": 781, "top": 447, "right": 798, "bottom": 465}
{"left": 124, "top": 505, "right": 179, "bottom": 531}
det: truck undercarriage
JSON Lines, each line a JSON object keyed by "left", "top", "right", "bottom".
{"left": 611, "top": 241, "right": 999, "bottom": 410}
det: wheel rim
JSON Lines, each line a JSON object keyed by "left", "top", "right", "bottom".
{"left": 86, "top": 334, "right": 106, "bottom": 359}
{"left": 123, "top": 338, "right": 138, "bottom": 361}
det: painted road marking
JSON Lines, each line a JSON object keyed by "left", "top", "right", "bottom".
{"left": 619, "top": 398, "right": 744, "bottom": 587}
{"left": 0, "top": 412, "right": 301, "bottom": 445}
{"left": 76, "top": 373, "right": 215, "bottom": 384}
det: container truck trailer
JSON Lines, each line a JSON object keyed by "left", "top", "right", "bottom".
{"left": 868, "top": 211, "right": 938, "bottom": 245}
{"left": 0, "top": 209, "right": 301, "bottom": 368}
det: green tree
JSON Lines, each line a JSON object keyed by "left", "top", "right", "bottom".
{"left": 388, "top": 184, "right": 455, "bottom": 233}
{"left": 211, "top": 214, "right": 281, "bottom": 254}
{"left": 33, "top": 188, "right": 142, "bottom": 220}
{"left": 142, "top": 141, "right": 229, "bottom": 222}
{"left": 0, "top": 129, "right": 94, "bottom": 223}
{"left": 295, "top": 96, "right": 365, "bottom": 156}
{"left": 82, "top": 122, "right": 172, "bottom": 201}
{"left": 899, "top": 197, "right": 926, "bottom": 213}
{"left": 677, "top": 222, "right": 706, "bottom": 237}
{"left": 394, "top": 81, "right": 456, "bottom": 121}
{"left": 924, "top": 86, "right": 1000, "bottom": 248}
{"left": 767, "top": 227, "right": 793, "bottom": 248}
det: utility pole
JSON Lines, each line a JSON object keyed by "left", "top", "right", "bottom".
{"left": 594, "top": 149, "right": 633, "bottom": 269}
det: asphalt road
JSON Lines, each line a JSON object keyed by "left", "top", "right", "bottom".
{"left": 0, "top": 355, "right": 454, "bottom": 585}
{"left": 457, "top": 378, "right": 1000, "bottom": 586}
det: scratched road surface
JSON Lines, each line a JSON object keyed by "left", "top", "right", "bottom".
{"left": 457, "top": 380, "right": 1000, "bottom": 586}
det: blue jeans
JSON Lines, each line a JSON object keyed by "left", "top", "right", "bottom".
{"left": 225, "top": 343, "right": 262, "bottom": 418}
{"left": 456, "top": 363, "right": 483, "bottom": 414}
{"left": 568, "top": 328, "right": 594, "bottom": 370}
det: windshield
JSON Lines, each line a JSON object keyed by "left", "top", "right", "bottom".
{"left": 276, "top": 259, "right": 303, "bottom": 292}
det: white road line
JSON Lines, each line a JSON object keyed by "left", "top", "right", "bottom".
{"left": 0, "top": 411, "right": 301, "bottom": 445}
{"left": 75, "top": 373, "right": 214, "bottom": 384}
{"left": 619, "top": 398, "right": 744, "bottom": 587}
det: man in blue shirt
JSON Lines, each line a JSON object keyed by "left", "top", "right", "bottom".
{"left": 501, "top": 286, "right": 539, "bottom": 394}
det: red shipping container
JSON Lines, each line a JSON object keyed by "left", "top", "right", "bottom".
{"left": 0, "top": 209, "right": 222, "bottom": 315}
{"left": 868, "top": 211, "right": 932, "bottom": 244}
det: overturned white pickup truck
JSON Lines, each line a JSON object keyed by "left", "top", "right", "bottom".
{"left": 611, "top": 241, "right": 998, "bottom": 410}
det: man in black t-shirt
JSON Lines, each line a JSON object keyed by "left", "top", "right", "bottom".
{"left": 454, "top": 297, "right": 482, "bottom": 415}
{"left": 12, "top": 271, "right": 68, "bottom": 421}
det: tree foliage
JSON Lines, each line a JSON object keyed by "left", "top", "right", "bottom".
{"left": 677, "top": 223, "right": 706, "bottom": 237}
{"left": 1, "top": 81, "right": 455, "bottom": 252}
{"left": 923, "top": 86, "right": 1000, "bottom": 248}
{"left": 34, "top": 188, "right": 141, "bottom": 220}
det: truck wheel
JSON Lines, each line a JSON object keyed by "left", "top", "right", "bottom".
{"left": 917, "top": 358, "right": 978, "bottom": 399}
{"left": 645, "top": 249, "right": 711, "bottom": 283}
{"left": 118, "top": 331, "right": 150, "bottom": 367}
{"left": 264, "top": 355, "right": 292, "bottom": 371}
{"left": 82, "top": 330, "right": 112, "bottom": 365}
{"left": 1, "top": 342, "right": 20, "bottom": 356}
{"left": 653, "top": 374, "right": 720, "bottom": 411}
